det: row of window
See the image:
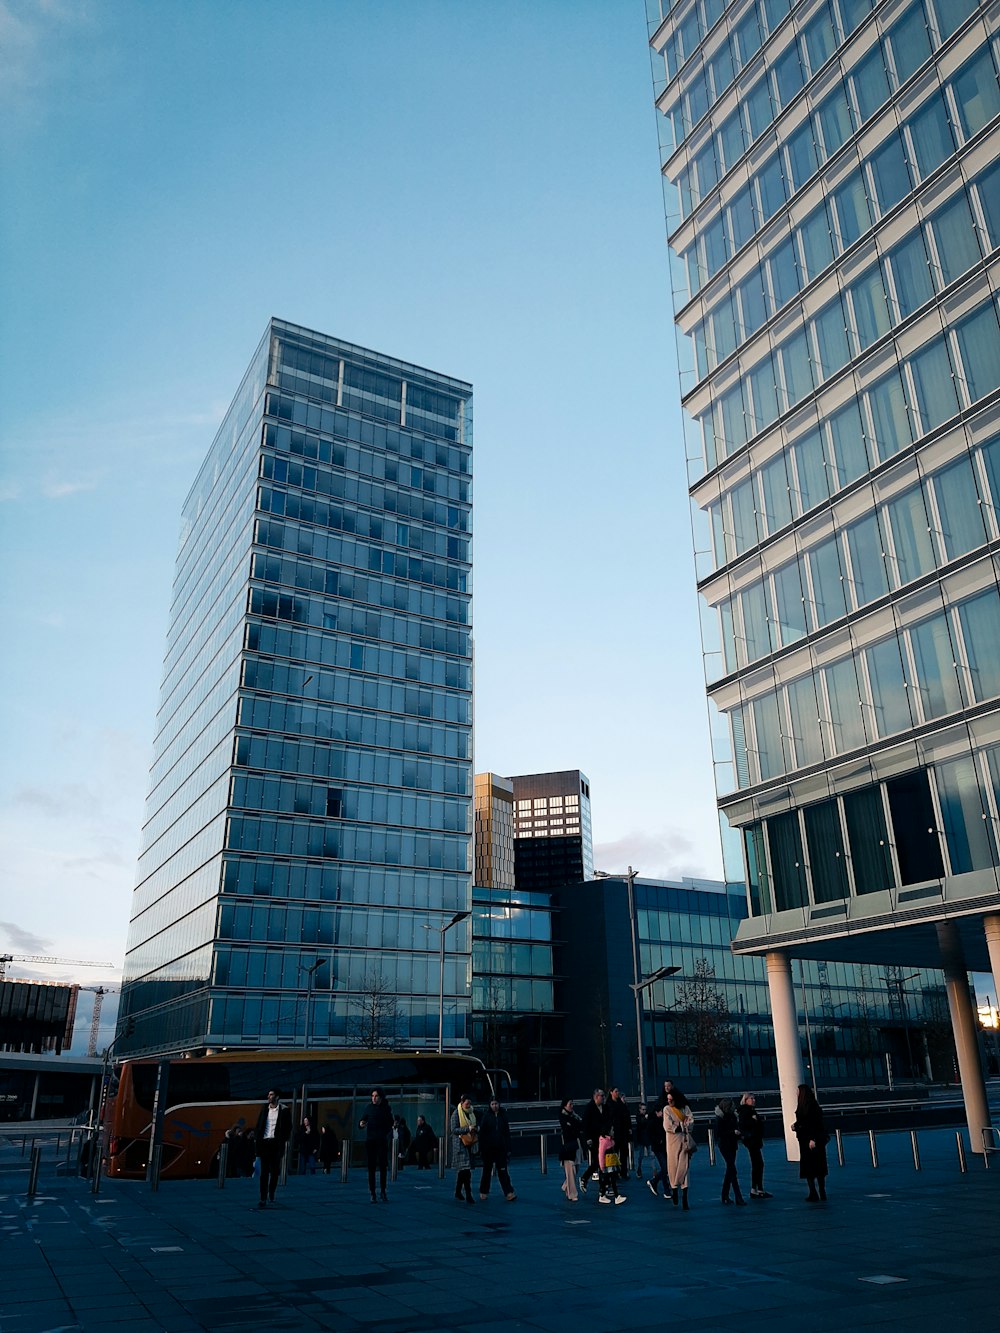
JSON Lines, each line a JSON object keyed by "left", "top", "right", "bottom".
{"left": 473, "top": 903, "right": 554, "bottom": 941}
{"left": 246, "top": 622, "right": 471, "bottom": 692}
{"left": 710, "top": 435, "right": 1000, "bottom": 675}
{"left": 274, "top": 362, "right": 465, "bottom": 444}
{"left": 729, "top": 578, "right": 1000, "bottom": 788}
{"left": 221, "top": 854, "right": 469, "bottom": 908}
{"left": 209, "top": 994, "right": 465, "bottom": 1046}
{"left": 472, "top": 942, "right": 554, "bottom": 975}
{"left": 218, "top": 900, "right": 471, "bottom": 956}
{"left": 225, "top": 812, "right": 470, "bottom": 869}
{"left": 744, "top": 747, "right": 1000, "bottom": 916}
{"left": 701, "top": 293, "right": 1000, "bottom": 574}
{"left": 470, "top": 978, "right": 554, "bottom": 1013}
{"left": 676, "top": 41, "right": 1000, "bottom": 304}
{"left": 236, "top": 731, "right": 471, "bottom": 798}
{"left": 229, "top": 773, "right": 469, "bottom": 833}
{"left": 685, "top": 123, "right": 1000, "bottom": 403}
{"left": 243, "top": 655, "right": 469, "bottom": 725}
{"left": 237, "top": 694, "right": 471, "bottom": 761}
{"left": 670, "top": 0, "right": 980, "bottom": 230}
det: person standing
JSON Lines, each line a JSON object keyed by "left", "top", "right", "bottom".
{"left": 633, "top": 1103, "right": 652, "bottom": 1179}
{"left": 478, "top": 1097, "right": 516, "bottom": 1200}
{"left": 318, "top": 1124, "right": 340, "bottom": 1174}
{"left": 558, "top": 1097, "right": 582, "bottom": 1201}
{"left": 607, "top": 1088, "right": 632, "bottom": 1180}
{"left": 714, "top": 1098, "right": 746, "bottom": 1205}
{"left": 295, "top": 1115, "right": 320, "bottom": 1175}
{"left": 392, "top": 1115, "right": 412, "bottom": 1172}
{"left": 411, "top": 1114, "right": 436, "bottom": 1169}
{"left": 451, "top": 1093, "right": 478, "bottom": 1203}
{"left": 359, "top": 1087, "right": 393, "bottom": 1203}
{"left": 254, "top": 1088, "right": 292, "bottom": 1209}
{"left": 663, "top": 1088, "right": 695, "bottom": 1210}
{"left": 792, "top": 1084, "right": 829, "bottom": 1202}
{"left": 738, "top": 1093, "right": 771, "bottom": 1198}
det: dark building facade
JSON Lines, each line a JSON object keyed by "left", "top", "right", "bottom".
{"left": 510, "top": 770, "right": 594, "bottom": 891}
{"left": 0, "top": 981, "right": 78, "bottom": 1055}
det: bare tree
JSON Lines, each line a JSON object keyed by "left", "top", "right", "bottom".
{"left": 672, "top": 957, "right": 736, "bottom": 1089}
{"left": 347, "top": 971, "right": 399, "bottom": 1050}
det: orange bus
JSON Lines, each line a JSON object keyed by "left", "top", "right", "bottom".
{"left": 106, "top": 1049, "right": 496, "bottom": 1180}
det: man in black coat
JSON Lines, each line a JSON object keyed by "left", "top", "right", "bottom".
{"left": 478, "top": 1097, "right": 516, "bottom": 1200}
{"left": 359, "top": 1087, "right": 394, "bottom": 1203}
{"left": 579, "top": 1088, "right": 613, "bottom": 1193}
{"left": 411, "top": 1114, "right": 437, "bottom": 1169}
{"left": 607, "top": 1088, "right": 632, "bottom": 1179}
{"left": 254, "top": 1088, "right": 292, "bottom": 1208}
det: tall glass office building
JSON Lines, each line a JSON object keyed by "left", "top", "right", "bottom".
{"left": 119, "top": 319, "right": 473, "bottom": 1057}
{"left": 647, "top": 0, "right": 1000, "bottom": 1149}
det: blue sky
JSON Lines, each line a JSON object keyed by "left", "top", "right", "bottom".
{"left": 0, "top": 0, "right": 722, "bottom": 1043}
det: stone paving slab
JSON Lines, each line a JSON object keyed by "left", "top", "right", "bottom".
{"left": 1, "top": 1127, "right": 998, "bottom": 1332}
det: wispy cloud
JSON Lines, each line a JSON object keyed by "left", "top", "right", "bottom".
{"left": 0, "top": 0, "right": 93, "bottom": 117}
{"left": 11, "top": 783, "right": 102, "bottom": 818}
{"left": 593, "top": 829, "right": 709, "bottom": 882}
{"left": 0, "top": 919, "right": 52, "bottom": 953}
{"left": 40, "top": 476, "right": 98, "bottom": 499}
{"left": 0, "top": 480, "right": 22, "bottom": 501}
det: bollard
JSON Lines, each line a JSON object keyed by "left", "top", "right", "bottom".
{"left": 20, "top": 1137, "right": 26, "bottom": 1158}
{"left": 89, "top": 1131, "right": 103, "bottom": 1195}
{"left": 340, "top": 1141, "right": 351, "bottom": 1183}
{"left": 279, "top": 1142, "right": 290, "bottom": 1187}
{"left": 26, "top": 1144, "right": 42, "bottom": 1199}
{"left": 956, "top": 1131, "right": 967, "bottom": 1173}
{"left": 438, "top": 1137, "right": 447, "bottom": 1179}
{"left": 148, "top": 1143, "right": 162, "bottom": 1192}
{"left": 707, "top": 1126, "right": 715, "bottom": 1168}
{"left": 869, "top": 1129, "right": 879, "bottom": 1168}
{"left": 55, "top": 1135, "right": 62, "bottom": 1156}
{"left": 835, "top": 1128, "right": 844, "bottom": 1167}
{"left": 390, "top": 1136, "right": 399, "bottom": 1182}
{"left": 217, "top": 1141, "right": 229, "bottom": 1189}
{"left": 540, "top": 1133, "right": 548, "bottom": 1176}
{"left": 910, "top": 1130, "right": 921, "bottom": 1171}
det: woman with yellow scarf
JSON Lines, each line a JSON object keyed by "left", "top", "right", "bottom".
{"left": 450, "top": 1093, "right": 478, "bottom": 1203}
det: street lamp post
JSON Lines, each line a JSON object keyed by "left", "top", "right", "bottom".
{"left": 428, "top": 910, "right": 471, "bottom": 1054}
{"left": 300, "top": 957, "right": 327, "bottom": 1050}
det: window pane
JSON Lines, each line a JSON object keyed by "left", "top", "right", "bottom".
{"left": 886, "top": 769, "right": 945, "bottom": 885}
{"left": 888, "top": 230, "right": 935, "bottom": 319}
{"left": 753, "top": 692, "right": 786, "bottom": 780}
{"left": 738, "top": 265, "right": 770, "bottom": 338}
{"left": 809, "top": 535, "right": 848, "bottom": 626}
{"left": 709, "top": 40, "right": 735, "bottom": 99}
{"left": 828, "top": 399, "right": 869, "bottom": 488}
{"left": 930, "top": 0, "right": 976, "bottom": 39}
{"left": 712, "top": 294, "right": 738, "bottom": 363}
{"left": 852, "top": 42, "right": 890, "bottom": 123}
{"left": 773, "top": 558, "right": 809, "bottom": 645}
{"left": 867, "top": 368, "right": 913, "bottom": 461}
{"left": 758, "top": 452, "right": 793, "bottom": 532}
{"left": 909, "top": 611, "right": 962, "bottom": 719}
{"left": 930, "top": 191, "right": 982, "bottom": 286}
{"left": 769, "top": 235, "right": 800, "bottom": 309}
{"left": 908, "top": 91, "right": 956, "bottom": 179}
{"left": 749, "top": 353, "right": 780, "bottom": 431}
{"left": 773, "top": 43, "right": 805, "bottom": 106}
{"left": 746, "top": 78, "right": 774, "bottom": 142}
{"left": 844, "top": 784, "right": 894, "bottom": 895}
{"left": 818, "top": 86, "right": 854, "bottom": 158}
{"left": 719, "top": 383, "right": 749, "bottom": 455}
{"left": 786, "top": 673, "right": 825, "bottom": 766}
{"left": 799, "top": 204, "right": 834, "bottom": 279}
{"left": 838, "top": 0, "right": 873, "bottom": 35}
{"left": 845, "top": 511, "right": 888, "bottom": 607}
{"left": 736, "top": 7, "right": 764, "bottom": 67}
{"left": 958, "top": 587, "right": 1000, "bottom": 702}
{"left": 785, "top": 121, "right": 819, "bottom": 193}
{"left": 813, "top": 296, "right": 850, "bottom": 381}
{"left": 976, "top": 160, "right": 1000, "bottom": 250}
{"left": 849, "top": 265, "right": 891, "bottom": 350}
{"left": 767, "top": 810, "right": 808, "bottom": 909}
{"left": 757, "top": 155, "right": 787, "bottom": 221}
{"left": 780, "top": 328, "right": 814, "bottom": 408}
{"left": 744, "top": 824, "right": 772, "bottom": 916}
{"left": 695, "top": 142, "right": 719, "bottom": 198}
{"left": 804, "top": 4, "right": 837, "bottom": 74}
{"left": 731, "top": 478, "right": 759, "bottom": 555}
{"left": 834, "top": 171, "right": 872, "bottom": 247}
{"left": 951, "top": 48, "right": 1000, "bottom": 140}
{"left": 869, "top": 133, "right": 912, "bottom": 213}
{"left": 886, "top": 482, "right": 935, "bottom": 584}
{"left": 887, "top": 3, "right": 931, "bottom": 87}
{"left": 804, "top": 799, "right": 849, "bottom": 902}
{"left": 935, "top": 755, "right": 996, "bottom": 874}
{"left": 954, "top": 300, "right": 1000, "bottom": 403}
{"left": 932, "top": 455, "right": 986, "bottom": 560}
{"left": 741, "top": 580, "right": 773, "bottom": 660}
{"left": 728, "top": 183, "right": 759, "bottom": 252}
{"left": 732, "top": 704, "right": 751, "bottom": 787}
{"left": 791, "top": 428, "right": 829, "bottom": 513}
{"left": 824, "top": 657, "right": 867, "bottom": 751}
{"left": 865, "top": 635, "right": 913, "bottom": 736}
{"left": 981, "top": 435, "right": 1000, "bottom": 515}
{"left": 719, "top": 110, "right": 746, "bottom": 172}
{"left": 909, "top": 335, "right": 959, "bottom": 435}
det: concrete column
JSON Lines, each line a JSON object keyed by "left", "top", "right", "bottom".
{"left": 937, "top": 921, "right": 990, "bottom": 1154}
{"left": 984, "top": 914, "right": 1000, "bottom": 1015}
{"left": 765, "top": 950, "right": 805, "bottom": 1161}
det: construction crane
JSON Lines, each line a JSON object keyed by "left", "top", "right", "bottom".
{"left": 80, "top": 986, "right": 121, "bottom": 1057}
{"left": 0, "top": 954, "right": 116, "bottom": 980}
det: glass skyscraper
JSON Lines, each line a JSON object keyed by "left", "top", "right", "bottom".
{"left": 119, "top": 319, "right": 473, "bottom": 1057}
{"left": 648, "top": 0, "right": 1000, "bottom": 1150}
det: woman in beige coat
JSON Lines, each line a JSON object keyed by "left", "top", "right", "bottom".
{"left": 663, "top": 1088, "right": 695, "bottom": 1210}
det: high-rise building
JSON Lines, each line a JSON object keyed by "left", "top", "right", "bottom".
{"left": 474, "top": 772, "right": 516, "bottom": 889}
{"left": 648, "top": 0, "right": 1000, "bottom": 1149}
{"left": 510, "top": 769, "right": 594, "bottom": 889}
{"left": 119, "top": 319, "right": 473, "bottom": 1056}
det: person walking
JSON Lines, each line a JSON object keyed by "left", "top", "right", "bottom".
{"left": 714, "top": 1098, "right": 746, "bottom": 1206}
{"left": 646, "top": 1098, "right": 669, "bottom": 1198}
{"left": 478, "top": 1097, "right": 516, "bottom": 1200}
{"left": 792, "top": 1084, "right": 829, "bottom": 1202}
{"left": 359, "top": 1087, "right": 393, "bottom": 1203}
{"left": 411, "top": 1114, "right": 436, "bottom": 1169}
{"left": 318, "top": 1124, "right": 339, "bottom": 1174}
{"left": 254, "top": 1088, "right": 292, "bottom": 1208}
{"left": 558, "top": 1097, "right": 582, "bottom": 1201}
{"left": 295, "top": 1115, "right": 320, "bottom": 1175}
{"left": 451, "top": 1093, "right": 478, "bottom": 1203}
{"left": 393, "top": 1115, "right": 412, "bottom": 1172}
{"left": 738, "top": 1093, "right": 771, "bottom": 1198}
{"left": 663, "top": 1088, "right": 695, "bottom": 1210}
{"left": 607, "top": 1088, "right": 632, "bottom": 1180}
{"left": 579, "top": 1089, "right": 607, "bottom": 1194}
{"left": 633, "top": 1103, "right": 652, "bottom": 1179}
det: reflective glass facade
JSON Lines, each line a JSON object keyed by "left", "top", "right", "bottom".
{"left": 649, "top": 0, "right": 1000, "bottom": 974}
{"left": 119, "top": 320, "right": 473, "bottom": 1055}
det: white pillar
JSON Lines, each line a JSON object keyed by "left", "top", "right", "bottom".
{"left": 937, "top": 921, "right": 990, "bottom": 1154}
{"left": 985, "top": 914, "right": 1000, "bottom": 1015}
{"left": 766, "top": 950, "right": 805, "bottom": 1161}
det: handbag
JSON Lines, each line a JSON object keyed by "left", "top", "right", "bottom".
{"left": 683, "top": 1130, "right": 698, "bottom": 1155}
{"left": 460, "top": 1129, "right": 478, "bottom": 1148}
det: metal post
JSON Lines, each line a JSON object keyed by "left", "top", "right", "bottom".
{"left": 149, "top": 1143, "right": 162, "bottom": 1192}
{"left": 390, "top": 1135, "right": 399, "bottom": 1182}
{"left": 707, "top": 1126, "right": 715, "bottom": 1167}
{"left": 625, "top": 868, "right": 646, "bottom": 1102}
{"left": 982, "top": 1127, "right": 992, "bottom": 1170}
{"left": 340, "top": 1141, "right": 350, "bottom": 1182}
{"left": 956, "top": 1130, "right": 967, "bottom": 1173}
{"left": 90, "top": 1130, "right": 103, "bottom": 1194}
{"left": 835, "top": 1128, "right": 844, "bottom": 1167}
{"left": 217, "top": 1141, "right": 229, "bottom": 1188}
{"left": 540, "top": 1133, "right": 548, "bottom": 1176}
{"left": 438, "top": 1137, "right": 447, "bottom": 1178}
{"left": 26, "top": 1144, "right": 41, "bottom": 1199}
{"left": 799, "top": 961, "right": 818, "bottom": 1099}
{"left": 910, "top": 1130, "right": 921, "bottom": 1171}
{"left": 869, "top": 1129, "right": 879, "bottom": 1168}
{"left": 280, "top": 1140, "right": 290, "bottom": 1186}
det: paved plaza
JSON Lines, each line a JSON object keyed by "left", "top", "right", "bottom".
{"left": 1, "top": 1127, "right": 997, "bottom": 1332}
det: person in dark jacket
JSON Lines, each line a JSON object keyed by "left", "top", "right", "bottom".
{"left": 792, "top": 1084, "right": 829, "bottom": 1202}
{"left": 633, "top": 1103, "right": 652, "bottom": 1179}
{"left": 359, "top": 1087, "right": 393, "bottom": 1203}
{"left": 294, "top": 1116, "right": 320, "bottom": 1175}
{"left": 558, "top": 1097, "right": 582, "bottom": 1201}
{"left": 411, "top": 1114, "right": 436, "bottom": 1169}
{"left": 714, "top": 1098, "right": 746, "bottom": 1205}
{"left": 646, "top": 1098, "right": 669, "bottom": 1198}
{"left": 254, "top": 1089, "right": 292, "bottom": 1208}
{"left": 579, "top": 1089, "right": 608, "bottom": 1193}
{"left": 738, "top": 1093, "right": 771, "bottom": 1198}
{"left": 318, "top": 1124, "right": 340, "bottom": 1174}
{"left": 393, "top": 1115, "right": 412, "bottom": 1171}
{"left": 607, "top": 1088, "right": 632, "bottom": 1179}
{"left": 478, "top": 1097, "right": 516, "bottom": 1200}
